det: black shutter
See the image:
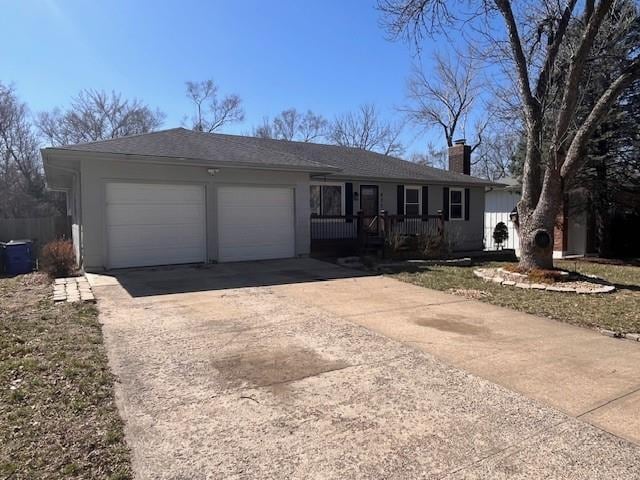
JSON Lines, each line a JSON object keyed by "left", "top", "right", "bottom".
{"left": 397, "top": 185, "right": 405, "bottom": 215}
{"left": 443, "top": 187, "right": 450, "bottom": 221}
{"left": 421, "top": 186, "right": 429, "bottom": 220}
{"left": 464, "top": 188, "right": 470, "bottom": 221}
{"left": 345, "top": 182, "right": 353, "bottom": 223}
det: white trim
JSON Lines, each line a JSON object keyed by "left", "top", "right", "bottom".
{"left": 404, "top": 185, "right": 422, "bottom": 215}
{"left": 310, "top": 181, "right": 346, "bottom": 215}
{"left": 449, "top": 187, "right": 465, "bottom": 221}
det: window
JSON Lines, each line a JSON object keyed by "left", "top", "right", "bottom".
{"left": 450, "top": 188, "right": 464, "bottom": 220}
{"left": 310, "top": 184, "right": 343, "bottom": 215}
{"left": 405, "top": 186, "right": 420, "bottom": 215}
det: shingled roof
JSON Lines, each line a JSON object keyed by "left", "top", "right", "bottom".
{"left": 44, "top": 127, "right": 496, "bottom": 186}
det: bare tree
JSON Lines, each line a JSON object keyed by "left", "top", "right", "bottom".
{"left": 410, "top": 142, "right": 448, "bottom": 169}
{"left": 252, "top": 117, "right": 274, "bottom": 139}
{"left": 405, "top": 53, "right": 486, "bottom": 149}
{"left": 329, "top": 104, "right": 405, "bottom": 156}
{"left": 380, "top": 0, "right": 640, "bottom": 270}
{"left": 38, "top": 89, "right": 164, "bottom": 146}
{"left": 254, "top": 108, "right": 328, "bottom": 142}
{"left": 185, "top": 80, "right": 244, "bottom": 132}
{"left": 472, "top": 130, "right": 518, "bottom": 180}
{"left": 0, "top": 83, "right": 63, "bottom": 217}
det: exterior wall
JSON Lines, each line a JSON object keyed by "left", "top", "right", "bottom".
{"left": 80, "top": 158, "right": 310, "bottom": 270}
{"left": 484, "top": 189, "right": 521, "bottom": 253}
{"left": 312, "top": 178, "right": 485, "bottom": 251}
{"left": 443, "top": 186, "right": 485, "bottom": 251}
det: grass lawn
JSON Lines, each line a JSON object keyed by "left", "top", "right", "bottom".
{"left": 0, "top": 273, "right": 131, "bottom": 479}
{"left": 395, "top": 259, "right": 640, "bottom": 334}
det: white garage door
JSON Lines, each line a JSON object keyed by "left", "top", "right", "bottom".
{"left": 218, "top": 186, "right": 295, "bottom": 262}
{"left": 106, "top": 183, "right": 206, "bottom": 268}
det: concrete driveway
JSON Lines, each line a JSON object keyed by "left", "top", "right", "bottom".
{"left": 90, "top": 258, "right": 640, "bottom": 479}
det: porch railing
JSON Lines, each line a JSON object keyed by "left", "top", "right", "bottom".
{"left": 310, "top": 211, "right": 444, "bottom": 254}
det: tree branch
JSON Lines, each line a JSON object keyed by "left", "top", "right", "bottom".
{"left": 534, "top": 0, "right": 578, "bottom": 100}
{"left": 553, "top": 0, "right": 614, "bottom": 155}
{"left": 561, "top": 58, "right": 640, "bottom": 178}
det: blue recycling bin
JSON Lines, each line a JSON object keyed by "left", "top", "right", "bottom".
{"left": 3, "top": 240, "right": 34, "bottom": 275}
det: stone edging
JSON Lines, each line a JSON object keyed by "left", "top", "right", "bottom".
{"left": 600, "top": 329, "right": 640, "bottom": 342}
{"left": 473, "top": 268, "right": 615, "bottom": 294}
{"left": 53, "top": 276, "right": 96, "bottom": 303}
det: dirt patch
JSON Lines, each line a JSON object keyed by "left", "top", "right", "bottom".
{"left": 211, "top": 346, "right": 350, "bottom": 391}
{"left": 414, "top": 314, "right": 491, "bottom": 336}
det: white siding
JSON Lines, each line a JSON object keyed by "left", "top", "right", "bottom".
{"left": 484, "top": 189, "right": 520, "bottom": 252}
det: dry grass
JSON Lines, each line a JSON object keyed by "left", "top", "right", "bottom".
{"left": 0, "top": 273, "right": 131, "bottom": 479}
{"left": 395, "top": 259, "right": 640, "bottom": 334}
{"left": 501, "top": 263, "right": 569, "bottom": 283}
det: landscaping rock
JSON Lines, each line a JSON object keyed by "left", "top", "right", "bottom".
{"left": 600, "top": 329, "right": 623, "bottom": 338}
{"left": 545, "top": 285, "right": 575, "bottom": 292}
{"left": 625, "top": 333, "right": 640, "bottom": 342}
{"left": 474, "top": 267, "right": 615, "bottom": 294}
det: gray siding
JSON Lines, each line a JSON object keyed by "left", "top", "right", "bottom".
{"left": 80, "top": 158, "right": 310, "bottom": 270}
{"left": 72, "top": 158, "right": 485, "bottom": 270}
{"left": 312, "top": 179, "right": 485, "bottom": 251}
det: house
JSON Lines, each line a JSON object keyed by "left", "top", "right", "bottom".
{"left": 483, "top": 177, "right": 640, "bottom": 259}
{"left": 484, "top": 177, "right": 521, "bottom": 254}
{"left": 42, "top": 128, "right": 496, "bottom": 270}
{"left": 483, "top": 178, "right": 590, "bottom": 258}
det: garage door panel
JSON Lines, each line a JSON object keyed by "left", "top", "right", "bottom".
{"left": 107, "top": 225, "right": 204, "bottom": 249}
{"left": 109, "top": 246, "right": 205, "bottom": 269}
{"left": 106, "top": 183, "right": 205, "bottom": 268}
{"left": 218, "top": 187, "right": 292, "bottom": 206}
{"left": 107, "top": 204, "right": 204, "bottom": 226}
{"left": 218, "top": 186, "right": 295, "bottom": 262}
{"left": 106, "top": 183, "right": 203, "bottom": 204}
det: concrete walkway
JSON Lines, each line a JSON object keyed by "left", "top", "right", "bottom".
{"left": 89, "top": 258, "right": 640, "bottom": 479}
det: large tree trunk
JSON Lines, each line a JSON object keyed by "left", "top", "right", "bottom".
{"left": 517, "top": 170, "right": 562, "bottom": 270}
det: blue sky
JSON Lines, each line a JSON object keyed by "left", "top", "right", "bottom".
{"left": 1, "top": 0, "right": 446, "bottom": 155}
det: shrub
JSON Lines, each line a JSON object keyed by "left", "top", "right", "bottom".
{"left": 493, "top": 222, "right": 509, "bottom": 249}
{"left": 40, "top": 239, "right": 76, "bottom": 278}
{"left": 384, "top": 232, "right": 406, "bottom": 257}
{"left": 416, "top": 233, "right": 443, "bottom": 258}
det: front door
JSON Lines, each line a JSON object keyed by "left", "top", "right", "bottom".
{"left": 360, "top": 185, "right": 379, "bottom": 234}
{"left": 360, "top": 185, "right": 379, "bottom": 216}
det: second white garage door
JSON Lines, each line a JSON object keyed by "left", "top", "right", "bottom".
{"left": 217, "top": 186, "right": 295, "bottom": 262}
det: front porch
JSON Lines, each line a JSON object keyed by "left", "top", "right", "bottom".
{"left": 310, "top": 211, "right": 445, "bottom": 257}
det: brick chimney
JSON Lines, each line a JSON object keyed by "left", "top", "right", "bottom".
{"left": 448, "top": 139, "right": 471, "bottom": 175}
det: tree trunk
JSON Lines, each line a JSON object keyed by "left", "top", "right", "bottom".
{"left": 594, "top": 161, "right": 612, "bottom": 257}
{"left": 517, "top": 173, "right": 562, "bottom": 271}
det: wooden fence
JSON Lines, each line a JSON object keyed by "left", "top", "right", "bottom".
{"left": 0, "top": 216, "right": 72, "bottom": 251}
